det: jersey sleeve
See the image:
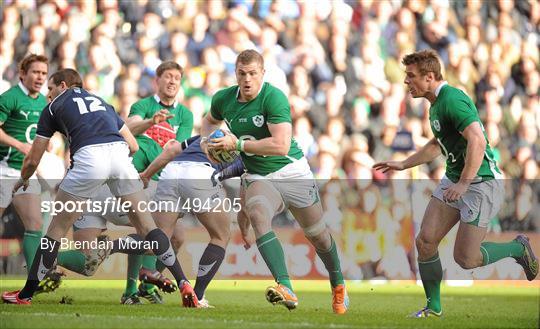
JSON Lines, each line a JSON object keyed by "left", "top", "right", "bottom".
{"left": 116, "top": 112, "right": 125, "bottom": 130}
{"left": 0, "top": 93, "right": 13, "bottom": 124}
{"left": 265, "top": 87, "right": 291, "bottom": 124}
{"left": 444, "top": 97, "right": 479, "bottom": 133}
{"left": 128, "top": 100, "right": 147, "bottom": 119}
{"left": 209, "top": 91, "right": 224, "bottom": 121}
{"left": 35, "top": 104, "right": 59, "bottom": 139}
{"left": 175, "top": 106, "right": 193, "bottom": 142}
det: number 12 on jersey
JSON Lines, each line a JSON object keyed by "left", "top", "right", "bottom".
{"left": 73, "top": 97, "right": 106, "bottom": 114}
{"left": 437, "top": 138, "right": 457, "bottom": 163}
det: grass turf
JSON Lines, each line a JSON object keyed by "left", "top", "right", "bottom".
{"left": 1, "top": 279, "right": 538, "bottom": 329}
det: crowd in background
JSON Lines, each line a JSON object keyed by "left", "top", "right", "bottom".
{"left": 1, "top": 0, "right": 539, "bottom": 277}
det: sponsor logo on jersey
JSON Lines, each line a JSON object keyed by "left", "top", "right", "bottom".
{"left": 252, "top": 115, "right": 264, "bottom": 127}
{"left": 239, "top": 118, "right": 247, "bottom": 123}
{"left": 432, "top": 120, "right": 441, "bottom": 132}
{"left": 19, "top": 111, "right": 30, "bottom": 120}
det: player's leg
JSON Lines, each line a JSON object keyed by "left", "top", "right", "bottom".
{"left": 155, "top": 219, "right": 185, "bottom": 273}
{"left": 289, "top": 200, "right": 347, "bottom": 314}
{"left": 193, "top": 210, "right": 230, "bottom": 302}
{"left": 413, "top": 197, "right": 460, "bottom": 317}
{"left": 138, "top": 220, "right": 183, "bottom": 304}
{"left": 57, "top": 227, "right": 104, "bottom": 275}
{"left": 120, "top": 193, "right": 188, "bottom": 278}
{"left": 137, "top": 215, "right": 180, "bottom": 303}
{"left": 12, "top": 193, "right": 43, "bottom": 274}
{"left": 454, "top": 180, "right": 537, "bottom": 280}
{"left": 11, "top": 189, "right": 86, "bottom": 301}
{"left": 243, "top": 179, "right": 297, "bottom": 309}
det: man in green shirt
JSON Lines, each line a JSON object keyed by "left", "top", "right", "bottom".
{"left": 127, "top": 61, "right": 193, "bottom": 174}
{"left": 201, "top": 49, "right": 348, "bottom": 314}
{"left": 374, "top": 49, "right": 538, "bottom": 318}
{"left": 0, "top": 54, "right": 48, "bottom": 274}
{"left": 122, "top": 61, "right": 193, "bottom": 304}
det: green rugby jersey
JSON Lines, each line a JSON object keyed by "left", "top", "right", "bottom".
{"left": 0, "top": 83, "right": 48, "bottom": 170}
{"left": 129, "top": 95, "right": 193, "bottom": 144}
{"left": 210, "top": 82, "right": 303, "bottom": 175}
{"left": 429, "top": 83, "right": 501, "bottom": 182}
{"left": 129, "top": 95, "right": 193, "bottom": 178}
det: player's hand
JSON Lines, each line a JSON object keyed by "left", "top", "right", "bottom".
{"left": 12, "top": 178, "right": 29, "bottom": 194}
{"left": 17, "top": 143, "right": 32, "bottom": 155}
{"left": 236, "top": 195, "right": 253, "bottom": 249}
{"left": 152, "top": 109, "right": 174, "bottom": 124}
{"left": 443, "top": 181, "right": 469, "bottom": 203}
{"left": 208, "top": 132, "right": 238, "bottom": 152}
{"left": 372, "top": 160, "right": 405, "bottom": 173}
{"left": 201, "top": 137, "right": 221, "bottom": 164}
{"left": 139, "top": 172, "right": 150, "bottom": 189}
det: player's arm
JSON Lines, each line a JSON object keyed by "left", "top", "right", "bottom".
{"left": 13, "top": 137, "right": 48, "bottom": 192}
{"left": 373, "top": 138, "right": 441, "bottom": 173}
{"left": 200, "top": 112, "right": 223, "bottom": 155}
{"left": 119, "top": 124, "right": 139, "bottom": 156}
{"left": 126, "top": 110, "right": 173, "bottom": 136}
{"left": 139, "top": 137, "right": 197, "bottom": 186}
{"left": 210, "top": 122, "right": 292, "bottom": 156}
{"left": 239, "top": 122, "right": 291, "bottom": 156}
{"left": 140, "top": 139, "right": 182, "bottom": 184}
{"left": 443, "top": 122, "right": 486, "bottom": 202}
{"left": 0, "top": 125, "right": 32, "bottom": 155}
{"left": 459, "top": 122, "right": 486, "bottom": 182}
{"left": 0, "top": 97, "right": 32, "bottom": 154}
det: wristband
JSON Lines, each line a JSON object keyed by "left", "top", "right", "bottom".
{"left": 236, "top": 139, "right": 245, "bottom": 152}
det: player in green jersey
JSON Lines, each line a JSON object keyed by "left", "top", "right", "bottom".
{"left": 126, "top": 61, "right": 193, "bottom": 174}
{"left": 201, "top": 49, "right": 348, "bottom": 314}
{"left": 373, "top": 50, "right": 538, "bottom": 318}
{"left": 123, "top": 61, "right": 193, "bottom": 304}
{"left": 0, "top": 54, "right": 48, "bottom": 274}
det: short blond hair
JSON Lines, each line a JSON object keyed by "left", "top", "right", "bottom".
{"left": 235, "top": 49, "right": 264, "bottom": 68}
{"left": 402, "top": 49, "right": 443, "bottom": 81}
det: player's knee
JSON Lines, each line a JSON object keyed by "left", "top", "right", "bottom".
{"left": 303, "top": 221, "right": 330, "bottom": 249}
{"left": 454, "top": 253, "right": 479, "bottom": 270}
{"left": 416, "top": 235, "right": 437, "bottom": 258}
{"left": 26, "top": 220, "right": 43, "bottom": 232}
{"left": 21, "top": 214, "right": 43, "bottom": 231}
{"left": 245, "top": 198, "right": 273, "bottom": 226}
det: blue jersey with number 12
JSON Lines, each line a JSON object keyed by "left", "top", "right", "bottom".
{"left": 36, "top": 87, "right": 124, "bottom": 155}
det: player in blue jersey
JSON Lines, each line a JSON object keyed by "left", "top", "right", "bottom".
{"left": 2, "top": 69, "right": 189, "bottom": 305}
{"left": 138, "top": 136, "right": 243, "bottom": 307}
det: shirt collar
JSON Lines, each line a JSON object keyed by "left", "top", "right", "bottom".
{"left": 153, "top": 94, "right": 177, "bottom": 108}
{"left": 18, "top": 81, "right": 30, "bottom": 96}
{"left": 434, "top": 81, "right": 448, "bottom": 97}
{"left": 236, "top": 82, "right": 265, "bottom": 102}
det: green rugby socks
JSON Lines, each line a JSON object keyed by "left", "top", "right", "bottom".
{"left": 480, "top": 241, "right": 524, "bottom": 266}
{"left": 256, "top": 231, "right": 293, "bottom": 291}
{"left": 418, "top": 252, "right": 442, "bottom": 313}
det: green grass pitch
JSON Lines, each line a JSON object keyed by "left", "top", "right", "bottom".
{"left": 1, "top": 279, "right": 538, "bottom": 328}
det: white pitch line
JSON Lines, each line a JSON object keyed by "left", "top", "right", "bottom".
{"left": 0, "top": 311, "right": 360, "bottom": 329}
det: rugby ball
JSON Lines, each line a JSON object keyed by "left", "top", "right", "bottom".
{"left": 208, "top": 129, "right": 239, "bottom": 163}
